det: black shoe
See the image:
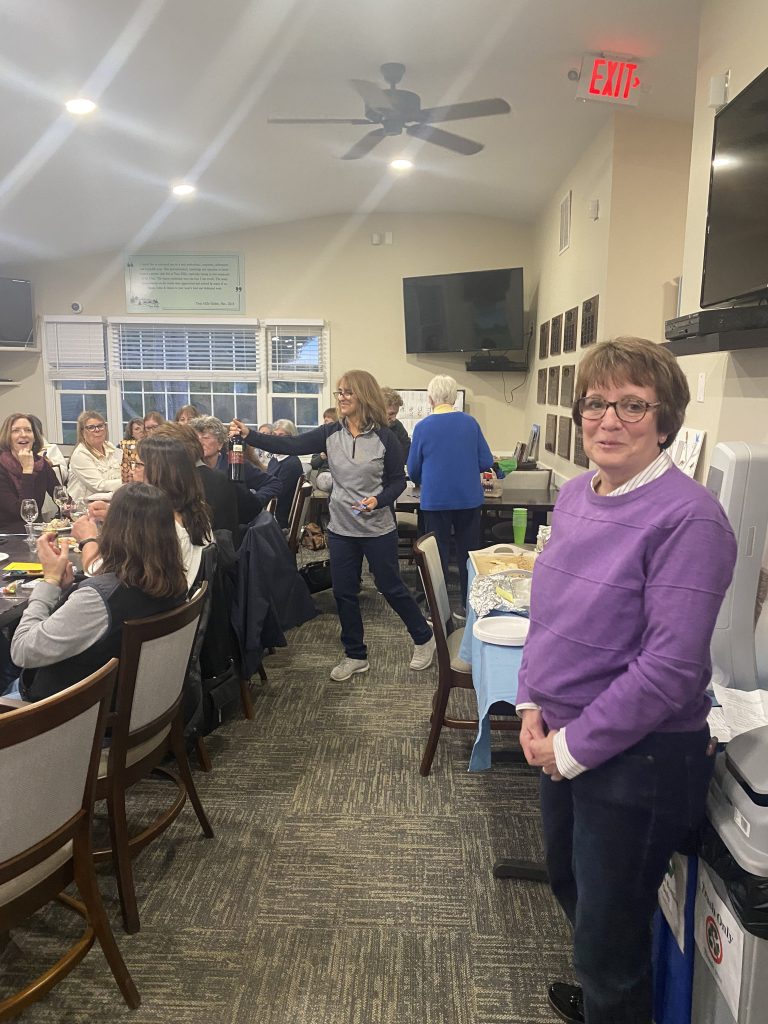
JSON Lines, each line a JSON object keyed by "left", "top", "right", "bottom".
{"left": 548, "top": 982, "right": 584, "bottom": 1024}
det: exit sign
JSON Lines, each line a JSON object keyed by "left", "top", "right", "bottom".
{"left": 576, "top": 53, "right": 643, "bottom": 107}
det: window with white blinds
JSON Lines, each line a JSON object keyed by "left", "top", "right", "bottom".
{"left": 43, "top": 317, "right": 106, "bottom": 380}
{"left": 108, "top": 318, "right": 259, "bottom": 379}
{"left": 41, "top": 315, "right": 329, "bottom": 443}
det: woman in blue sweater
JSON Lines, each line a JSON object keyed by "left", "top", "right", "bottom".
{"left": 407, "top": 375, "right": 494, "bottom": 609}
{"left": 231, "top": 370, "right": 433, "bottom": 681}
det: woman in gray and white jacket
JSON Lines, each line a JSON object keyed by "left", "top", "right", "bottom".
{"left": 231, "top": 369, "right": 434, "bottom": 681}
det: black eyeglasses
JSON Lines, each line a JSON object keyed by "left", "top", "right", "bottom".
{"left": 333, "top": 389, "right": 354, "bottom": 399}
{"left": 577, "top": 396, "right": 661, "bottom": 423}
{"left": 84, "top": 423, "right": 106, "bottom": 432}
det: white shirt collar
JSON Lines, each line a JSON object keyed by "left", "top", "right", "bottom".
{"left": 591, "top": 449, "right": 673, "bottom": 496}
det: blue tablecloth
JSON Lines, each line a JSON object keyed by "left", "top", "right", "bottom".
{"left": 459, "top": 561, "right": 525, "bottom": 771}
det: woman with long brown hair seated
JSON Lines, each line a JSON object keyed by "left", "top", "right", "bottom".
{"left": 132, "top": 434, "right": 211, "bottom": 587}
{"left": 10, "top": 483, "right": 187, "bottom": 702}
{"left": 0, "top": 413, "right": 59, "bottom": 531}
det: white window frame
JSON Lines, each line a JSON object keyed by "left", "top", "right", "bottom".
{"left": 42, "top": 315, "right": 330, "bottom": 441}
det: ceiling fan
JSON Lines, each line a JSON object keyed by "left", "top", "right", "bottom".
{"left": 267, "top": 62, "right": 511, "bottom": 160}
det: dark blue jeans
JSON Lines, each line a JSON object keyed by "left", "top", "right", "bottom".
{"left": 421, "top": 507, "right": 482, "bottom": 606}
{"left": 327, "top": 529, "right": 432, "bottom": 660}
{"left": 540, "top": 728, "right": 714, "bottom": 1024}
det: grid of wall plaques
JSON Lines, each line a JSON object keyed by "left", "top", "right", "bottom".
{"left": 547, "top": 366, "right": 560, "bottom": 405}
{"left": 557, "top": 415, "right": 572, "bottom": 459}
{"left": 563, "top": 306, "right": 578, "bottom": 352}
{"left": 539, "top": 320, "right": 550, "bottom": 360}
{"left": 537, "top": 368, "right": 547, "bottom": 404}
{"left": 535, "top": 294, "right": 599, "bottom": 465}
{"left": 550, "top": 313, "right": 563, "bottom": 356}
{"left": 581, "top": 295, "right": 599, "bottom": 346}
{"left": 560, "top": 363, "right": 575, "bottom": 407}
{"left": 573, "top": 424, "right": 590, "bottom": 468}
{"left": 545, "top": 413, "right": 557, "bottom": 454}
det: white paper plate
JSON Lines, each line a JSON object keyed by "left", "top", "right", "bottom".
{"left": 0, "top": 552, "right": 8, "bottom": 563}
{"left": 473, "top": 615, "right": 530, "bottom": 647}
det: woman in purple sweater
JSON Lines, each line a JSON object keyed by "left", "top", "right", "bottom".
{"left": 517, "top": 337, "right": 736, "bottom": 1024}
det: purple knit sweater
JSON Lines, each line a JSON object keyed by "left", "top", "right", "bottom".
{"left": 516, "top": 466, "right": 737, "bottom": 769}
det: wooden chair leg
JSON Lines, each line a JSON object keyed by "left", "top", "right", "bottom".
{"left": 106, "top": 787, "right": 141, "bottom": 935}
{"left": 256, "top": 662, "right": 268, "bottom": 681}
{"left": 419, "top": 685, "right": 452, "bottom": 777}
{"left": 72, "top": 837, "right": 140, "bottom": 1008}
{"left": 240, "top": 677, "right": 256, "bottom": 718}
{"left": 196, "top": 735, "right": 213, "bottom": 772}
{"left": 169, "top": 717, "right": 214, "bottom": 839}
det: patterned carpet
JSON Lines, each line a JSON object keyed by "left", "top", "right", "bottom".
{"left": 1, "top": 563, "right": 572, "bottom": 1023}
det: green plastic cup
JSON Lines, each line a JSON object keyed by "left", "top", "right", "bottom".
{"left": 512, "top": 507, "right": 527, "bottom": 546}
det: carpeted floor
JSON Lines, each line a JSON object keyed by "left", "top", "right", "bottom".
{"left": 1, "top": 563, "right": 572, "bottom": 1023}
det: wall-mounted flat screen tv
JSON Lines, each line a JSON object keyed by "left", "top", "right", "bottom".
{"left": 701, "top": 65, "right": 768, "bottom": 307}
{"left": 403, "top": 267, "right": 525, "bottom": 363}
{"left": 0, "top": 276, "right": 34, "bottom": 345}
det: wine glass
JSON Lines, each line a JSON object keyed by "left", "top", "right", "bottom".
{"left": 53, "top": 485, "right": 69, "bottom": 518}
{"left": 70, "top": 498, "right": 88, "bottom": 521}
{"left": 20, "top": 498, "right": 39, "bottom": 550}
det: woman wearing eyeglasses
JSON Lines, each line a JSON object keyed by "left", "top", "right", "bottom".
{"left": 67, "top": 410, "right": 123, "bottom": 500}
{"left": 230, "top": 370, "right": 434, "bottom": 681}
{"left": 516, "top": 337, "right": 736, "bottom": 1024}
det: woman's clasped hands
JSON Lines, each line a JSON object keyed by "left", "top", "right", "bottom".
{"left": 519, "top": 708, "right": 563, "bottom": 781}
{"left": 36, "top": 531, "right": 74, "bottom": 589}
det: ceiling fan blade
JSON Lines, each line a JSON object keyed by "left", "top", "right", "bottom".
{"left": 349, "top": 79, "right": 395, "bottom": 112}
{"left": 340, "top": 127, "right": 388, "bottom": 160}
{"left": 406, "top": 123, "right": 483, "bottom": 155}
{"left": 268, "top": 117, "right": 372, "bottom": 125}
{"left": 419, "top": 98, "right": 511, "bottom": 123}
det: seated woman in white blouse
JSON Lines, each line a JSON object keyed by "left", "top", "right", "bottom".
{"left": 74, "top": 435, "right": 212, "bottom": 590}
{"left": 67, "top": 410, "right": 123, "bottom": 500}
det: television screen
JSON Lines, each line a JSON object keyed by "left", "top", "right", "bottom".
{"left": 701, "top": 65, "right": 768, "bottom": 307}
{"left": 0, "top": 276, "right": 34, "bottom": 345}
{"left": 403, "top": 267, "right": 525, "bottom": 361}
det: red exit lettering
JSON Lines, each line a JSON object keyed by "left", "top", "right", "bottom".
{"left": 588, "top": 58, "right": 641, "bottom": 101}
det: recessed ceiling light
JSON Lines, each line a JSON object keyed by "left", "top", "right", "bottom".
{"left": 172, "top": 183, "right": 196, "bottom": 197}
{"left": 390, "top": 158, "right": 413, "bottom": 172}
{"left": 65, "top": 98, "right": 97, "bottom": 115}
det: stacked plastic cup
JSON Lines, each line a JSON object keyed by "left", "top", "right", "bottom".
{"left": 512, "top": 507, "right": 528, "bottom": 546}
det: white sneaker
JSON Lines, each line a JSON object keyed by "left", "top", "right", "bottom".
{"left": 410, "top": 636, "right": 436, "bottom": 670}
{"left": 330, "top": 657, "right": 370, "bottom": 681}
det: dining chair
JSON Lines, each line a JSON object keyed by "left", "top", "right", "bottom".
{"left": 93, "top": 585, "right": 214, "bottom": 934}
{"left": 413, "top": 532, "right": 519, "bottom": 776}
{"left": 286, "top": 480, "right": 313, "bottom": 555}
{"left": 0, "top": 659, "right": 141, "bottom": 1016}
{"left": 264, "top": 496, "right": 278, "bottom": 516}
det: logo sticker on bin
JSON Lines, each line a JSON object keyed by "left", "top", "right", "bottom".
{"left": 694, "top": 864, "right": 744, "bottom": 1019}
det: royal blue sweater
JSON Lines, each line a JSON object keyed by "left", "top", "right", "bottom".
{"left": 407, "top": 411, "right": 493, "bottom": 511}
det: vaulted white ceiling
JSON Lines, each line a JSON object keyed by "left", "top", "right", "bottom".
{"left": 0, "top": 0, "right": 704, "bottom": 264}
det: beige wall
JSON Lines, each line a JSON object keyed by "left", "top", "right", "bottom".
{"left": 523, "top": 111, "right": 692, "bottom": 484}
{"left": 676, "top": 0, "right": 768, "bottom": 467}
{"left": 521, "top": 121, "right": 614, "bottom": 482}
{"left": 0, "top": 212, "right": 534, "bottom": 448}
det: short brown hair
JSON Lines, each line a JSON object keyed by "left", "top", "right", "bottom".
{"left": 573, "top": 336, "right": 690, "bottom": 449}
{"left": 381, "top": 387, "right": 403, "bottom": 409}
{"left": 336, "top": 370, "right": 388, "bottom": 429}
{"left": 0, "top": 413, "right": 44, "bottom": 456}
{"left": 144, "top": 410, "right": 165, "bottom": 427}
{"left": 322, "top": 407, "right": 338, "bottom": 422}
{"left": 175, "top": 404, "right": 200, "bottom": 422}
{"left": 153, "top": 421, "right": 204, "bottom": 463}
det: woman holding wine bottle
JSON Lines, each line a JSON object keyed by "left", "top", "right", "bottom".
{"left": 0, "top": 413, "right": 59, "bottom": 532}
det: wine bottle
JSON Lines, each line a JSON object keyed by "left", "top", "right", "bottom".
{"left": 228, "top": 435, "right": 245, "bottom": 482}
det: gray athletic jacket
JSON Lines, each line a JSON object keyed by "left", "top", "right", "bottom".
{"left": 244, "top": 420, "right": 405, "bottom": 538}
